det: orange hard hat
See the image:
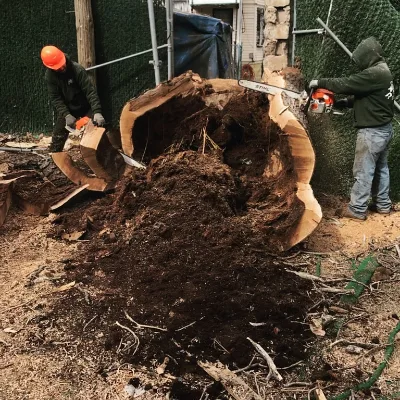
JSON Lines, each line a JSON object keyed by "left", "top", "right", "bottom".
{"left": 41, "top": 46, "right": 66, "bottom": 70}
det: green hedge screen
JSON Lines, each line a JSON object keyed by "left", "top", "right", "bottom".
{"left": 0, "top": 0, "right": 167, "bottom": 134}
{"left": 296, "top": 0, "right": 400, "bottom": 199}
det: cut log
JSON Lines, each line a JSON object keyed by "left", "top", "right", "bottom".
{"left": 0, "top": 179, "right": 15, "bottom": 227}
{"left": 80, "top": 121, "right": 125, "bottom": 182}
{"left": 266, "top": 73, "right": 322, "bottom": 248}
{"left": 198, "top": 361, "right": 263, "bottom": 400}
{"left": 0, "top": 173, "right": 40, "bottom": 224}
{"left": 51, "top": 152, "right": 108, "bottom": 192}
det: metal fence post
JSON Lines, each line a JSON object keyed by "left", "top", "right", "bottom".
{"left": 166, "top": 0, "right": 174, "bottom": 80}
{"left": 147, "top": 0, "right": 161, "bottom": 85}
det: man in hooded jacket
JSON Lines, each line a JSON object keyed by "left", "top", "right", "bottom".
{"left": 309, "top": 37, "right": 395, "bottom": 220}
{"left": 41, "top": 45, "right": 105, "bottom": 152}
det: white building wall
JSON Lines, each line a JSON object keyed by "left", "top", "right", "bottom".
{"left": 173, "top": 0, "right": 192, "bottom": 12}
{"left": 241, "top": 0, "right": 265, "bottom": 63}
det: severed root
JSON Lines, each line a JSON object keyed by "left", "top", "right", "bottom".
{"left": 315, "top": 388, "right": 327, "bottom": 400}
{"left": 246, "top": 337, "right": 283, "bottom": 382}
{"left": 198, "top": 361, "right": 263, "bottom": 400}
{"left": 286, "top": 270, "right": 323, "bottom": 282}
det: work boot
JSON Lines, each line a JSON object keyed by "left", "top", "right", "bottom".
{"left": 341, "top": 206, "right": 367, "bottom": 221}
{"left": 368, "top": 203, "right": 392, "bottom": 215}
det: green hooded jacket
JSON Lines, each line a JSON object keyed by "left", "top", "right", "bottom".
{"left": 45, "top": 55, "right": 102, "bottom": 118}
{"left": 318, "top": 37, "right": 394, "bottom": 128}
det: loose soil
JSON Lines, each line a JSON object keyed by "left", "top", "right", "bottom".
{"left": 44, "top": 91, "right": 311, "bottom": 395}
{"left": 1, "top": 88, "right": 399, "bottom": 399}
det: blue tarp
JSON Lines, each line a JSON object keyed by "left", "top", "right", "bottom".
{"left": 174, "top": 12, "right": 234, "bottom": 79}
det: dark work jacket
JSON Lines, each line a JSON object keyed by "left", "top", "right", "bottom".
{"left": 318, "top": 37, "right": 394, "bottom": 128}
{"left": 45, "top": 56, "right": 102, "bottom": 118}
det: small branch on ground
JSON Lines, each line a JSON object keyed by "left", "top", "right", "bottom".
{"left": 115, "top": 321, "right": 140, "bottom": 355}
{"left": 284, "top": 382, "right": 311, "bottom": 387}
{"left": 330, "top": 339, "right": 378, "bottom": 350}
{"left": 246, "top": 337, "right": 283, "bottom": 382}
{"left": 175, "top": 321, "right": 196, "bottom": 331}
{"left": 124, "top": 310, "right": 167, "bottom": 331}
{"left": 286, "top": 270, "right": 323, "bottom": 282}
{"left": 319, "top": 287, "right": 355, "bottom": 294}
{"left": 277, "top": 360, "right": 304, "bottom": 370}
{"left": 83, "top": 315, "right": 97, "bottom": 331}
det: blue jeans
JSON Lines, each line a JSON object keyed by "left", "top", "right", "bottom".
{"left": 349, "top": 122, "right": 393, "bottom": 215}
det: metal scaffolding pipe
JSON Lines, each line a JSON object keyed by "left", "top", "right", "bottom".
{"left": 316, "top": 17, "right": 400, "bottom": 112}
{"left": 86, "top": 45, "right": 168, "bottom": 71}
{"left": 166, "top": 0, "right": 174, "bottom": 79}
{"left": 293, "top": 28, "right": 323, "bottom": 35}
{"left": 148, "top": 0, "right": 161, "bottom": 85}
{"left": 316, "top": 17, "right": 352, "bottom": 57}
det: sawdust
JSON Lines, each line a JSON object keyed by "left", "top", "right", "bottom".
{"left": 305, "top": 193, "right": 400, "bottom": 255}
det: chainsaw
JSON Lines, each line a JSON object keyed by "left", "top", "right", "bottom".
{"left": 238, "top": 79, "right": 343, "bottom": 115}
{"left": 65, "top": 117, "right": 146, "bottom": 169}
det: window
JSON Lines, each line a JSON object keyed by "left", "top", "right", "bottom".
{"left": 257, "top": 7, "right": 265, "bottom": 47}
{"left": 213, "top": 8, "right": 234, "bottom": 27}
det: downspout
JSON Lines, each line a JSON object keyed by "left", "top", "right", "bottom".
{"left": 147, "top": 0, "right": 161, "bottom": 85}
{"left": 233, "top": 0, "right": 238, "bottom": 73}
{"left": 236, "top": 0, "right": 243, "bottom": 78}
{"left": 291, "top": 0, "right": 297, "bottom": 66}
{"left": 166, "top": 0, "right": 174, "bottom": 80}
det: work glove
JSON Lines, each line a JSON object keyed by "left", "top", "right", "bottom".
{"left": 65, "top": 114, "right": 77, "bottom": 128}
{"left": 334, "top": 98, "right": 348, "bottom": 110}
{"left": 93, "top": 113, "right": 105, "bottom": 127}
{"left": 309, "top": 80, "right": 319, "bottom": 89}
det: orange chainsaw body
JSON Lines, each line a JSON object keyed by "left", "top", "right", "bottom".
{"left": 310, "top": 89, "right": 335, "bottom": 114}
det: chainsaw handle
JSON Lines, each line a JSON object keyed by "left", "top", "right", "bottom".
{"left": 65, "top": 125, "right": 75, "bottom": 133}
{"left": 304, "top": 88, "right": 314, "bottom": 114}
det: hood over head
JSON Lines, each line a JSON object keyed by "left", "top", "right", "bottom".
{"left": 352, "top": 37, "right": 384, "bottom": 70}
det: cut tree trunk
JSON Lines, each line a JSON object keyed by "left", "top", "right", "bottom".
{"left": 74, "top": 0, "right": 96, "bottom": 83}
{"left": 119, "top": 71, "right": 322, "bottom": 250}
{"left": 265, "top": 73, "right": 322, "bottom": 248}
{"left": 0, "top": 179, "right": 15, "bottom": 227}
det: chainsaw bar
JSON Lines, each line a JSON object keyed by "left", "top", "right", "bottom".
{"left": 119, "top": 151, "right": 146, "bottom": 170}
{"left": 238, "top": 79, "right": 302, "bottom": 100}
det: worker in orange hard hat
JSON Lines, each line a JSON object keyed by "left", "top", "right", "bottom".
{"left": 41, "top": 45, "right": 105, "bottom": 152}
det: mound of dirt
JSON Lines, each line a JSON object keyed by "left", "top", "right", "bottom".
{"left": 51, "top": 151, "right": 315, "bottom": 372}
{"left": 45, "top": 90, "right": 318, "bottom": 397}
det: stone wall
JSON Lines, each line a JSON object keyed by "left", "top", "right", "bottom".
{"left": 263, "top": 0, "right": 290, "bottom": 78}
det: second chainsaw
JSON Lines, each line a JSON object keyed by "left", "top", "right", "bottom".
{"left": 238, "top": 79, "right": 343, "bottom": 115}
